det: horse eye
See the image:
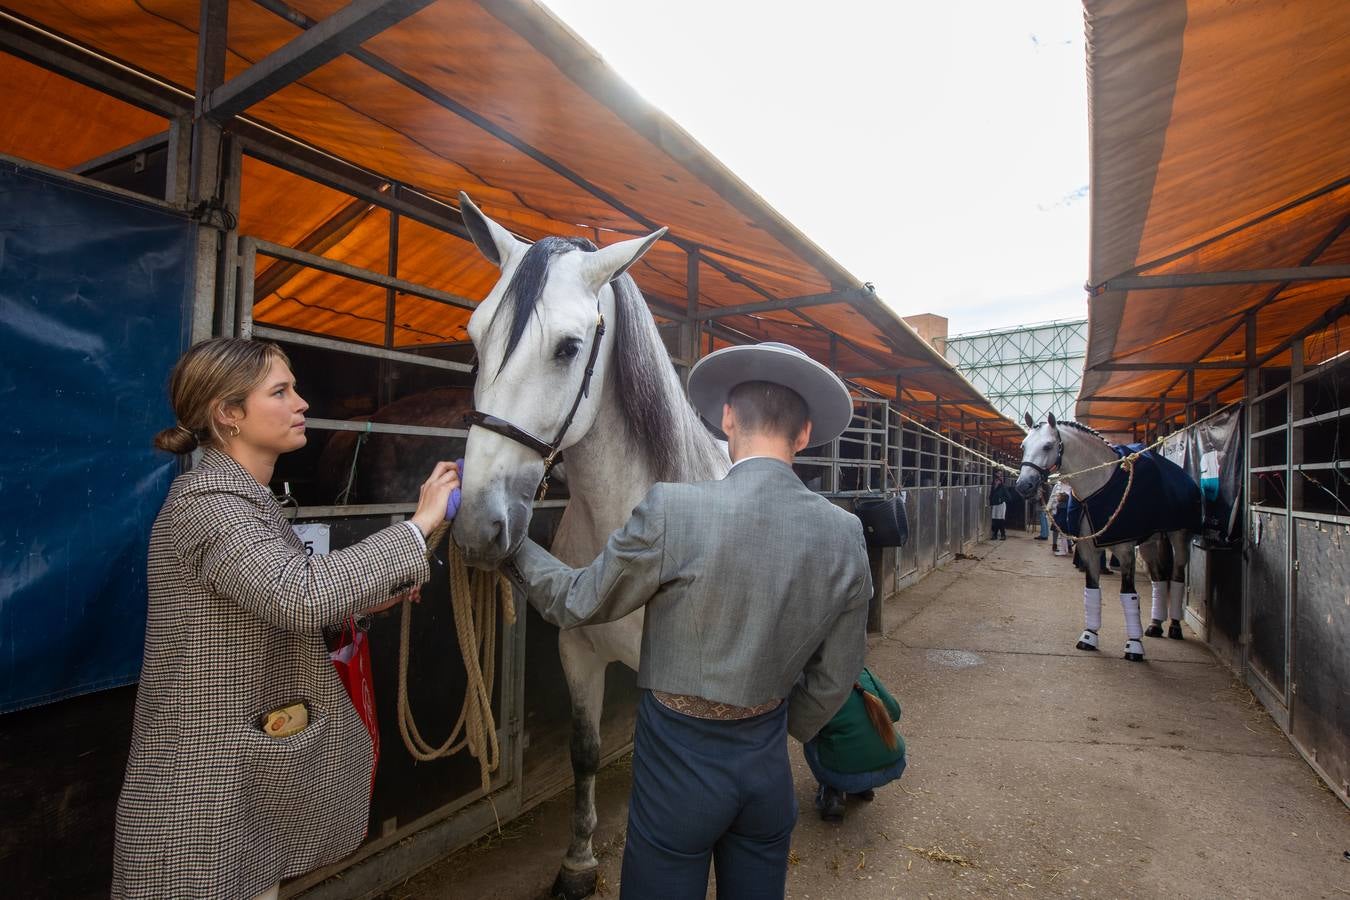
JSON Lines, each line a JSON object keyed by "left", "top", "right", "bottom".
{"left": 554, "top": 338, "right": 582, "bottom": 361}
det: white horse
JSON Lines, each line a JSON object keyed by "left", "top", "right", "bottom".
{"left": 450, "top": 195, "right": 728, "bottom": 899}
{"left": 1014, "top": 413, "right": 1192, "bottom": 661}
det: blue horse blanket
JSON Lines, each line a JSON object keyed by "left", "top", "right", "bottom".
{"left": 1053, "top": 445, "right": 1201, "bottom": 545}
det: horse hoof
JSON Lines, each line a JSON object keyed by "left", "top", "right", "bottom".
{"left": 1075, "top": 630, "right": 1099, "bottom": 652}
{"left": 1123, "top": 639, "right": 1145, "bottom": 661}
{"left": 1167, "top": 622, "right": 1184, "bottom": 640}
{"left": 551, "top": 867, "right": 598, "bottom": 900}
{"left": 1144, "top": 622, "right": 1164, "bottom": 638}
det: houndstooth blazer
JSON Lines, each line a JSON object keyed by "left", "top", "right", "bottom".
{"left": 112, "top": 449, "right": 430, "bottom": 899}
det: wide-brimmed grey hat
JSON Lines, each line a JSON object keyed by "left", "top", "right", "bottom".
{"left": 687, "top": 342, "right": 854, "bottom": 444}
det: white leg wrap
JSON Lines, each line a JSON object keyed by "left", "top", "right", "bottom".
{"left": 1120, "top": 592, "right": 1143, "bottom": 640}
{"left": 1080, "top": 588, "right": 1101, "bottom": 631}
{"left": 1150, "top": 582, "right": 1167, "bottom": 622}
{"left": 1168, "top": 581, "right": 1186, "bottom": 621}
{"left": 1084, "top": 588, "right": 1102, "bottom": 632}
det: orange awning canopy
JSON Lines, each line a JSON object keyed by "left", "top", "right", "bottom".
{"left": 1078, "top": 0, "right": 1350, "bottom": 432}
{"left": 0, "top": 0, "right": 1022, "bottom": 446}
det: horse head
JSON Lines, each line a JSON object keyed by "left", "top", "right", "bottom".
{"left": 1015, "top": 411, "right": 1062, "bottom": 498}
{"left": 450, "top": 193, "right": 665, "bottom": 567}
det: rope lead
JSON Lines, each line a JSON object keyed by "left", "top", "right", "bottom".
{"left": 396, "top": 522, "right": 515, "bottom": 799}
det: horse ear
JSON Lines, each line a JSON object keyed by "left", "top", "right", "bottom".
{"left": 458, "top": 192, "right": 523, "bottom": 267}
{"left": 1024, "top": 412, "right": 1034, "bottom": 429}
{"left": 1047, "top": 412, "right": 1057, "bottom": 428}
{"left": 581, "top": 227, "right": 668, "bottom": 291}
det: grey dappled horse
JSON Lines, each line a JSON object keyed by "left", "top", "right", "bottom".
{"left": 1015, "top": 413, "right": 1191, "bottom": 661}
{"left": 450, "top": 195, "right": 728, "bottom": 899}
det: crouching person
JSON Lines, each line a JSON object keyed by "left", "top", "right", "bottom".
{"left": 803, "top": 667, "right": 906, "bottom": 822}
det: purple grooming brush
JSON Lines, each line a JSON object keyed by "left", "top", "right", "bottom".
{"left": 445, "top": 458, "right": 465, "bottom": 520}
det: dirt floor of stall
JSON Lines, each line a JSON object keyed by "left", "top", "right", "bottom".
{"left": 373, "top": 532, "right": 1350, "bottom": 899}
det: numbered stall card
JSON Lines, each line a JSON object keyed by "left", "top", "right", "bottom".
{"left": 293, "top": 523, "right": 330, "bottom": 557}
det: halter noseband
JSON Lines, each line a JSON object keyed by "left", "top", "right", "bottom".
{"left": 1019, "top": 423, "right": 1063, "bottom": 479}
{"left": 463, "top": 312, "right": 607, "bottom": 499}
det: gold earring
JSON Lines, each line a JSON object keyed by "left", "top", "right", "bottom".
{"left": 229, "top": 424, "right": 240, "bottom": 438}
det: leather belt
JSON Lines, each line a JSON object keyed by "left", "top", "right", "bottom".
{"left": 652, "top": 691, "right": 782, "bottom": 721}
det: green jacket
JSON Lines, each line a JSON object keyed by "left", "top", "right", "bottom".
{"left": 812, "top": 667, "right": 906, "bottom": 774}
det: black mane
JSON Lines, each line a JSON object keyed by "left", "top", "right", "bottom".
{"left": 1056, "top": 419, "right": 1112, "bottom": 446}
{"left": 491, "top": 235, "right": 598, "bottom": 374}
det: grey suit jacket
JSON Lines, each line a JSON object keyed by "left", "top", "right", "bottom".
{"left": 510, "top": 457, "right": 872, "bottom": 742}
{"left": 113, "top": 449, "right": 430, "bottom": 899}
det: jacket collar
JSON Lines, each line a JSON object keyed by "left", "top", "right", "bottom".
{"left": 724, "top": 456, "right": 796, "bottom": 480}
{"left": 198, "top": 447, "right": 281, "bottom": 509}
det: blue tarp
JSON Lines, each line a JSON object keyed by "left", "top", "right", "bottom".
{"left": 0, "top": 164, "right": 193, "bottom": 713}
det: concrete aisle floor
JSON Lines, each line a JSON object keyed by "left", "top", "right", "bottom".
{"left": 379, "top": 532, "right": 1350, "bottom": 900}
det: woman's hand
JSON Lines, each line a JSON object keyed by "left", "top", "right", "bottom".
{"left": 410, "top": 460, "right": 460, "bottom": 538}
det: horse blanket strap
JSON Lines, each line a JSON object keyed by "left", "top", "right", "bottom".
{"left": 462, "top": 313, "right": 607, "bottom": 478}
{"left": 1056, "top": 445, "right": 1201, "bottom": 546}
{"left": 652, "top": 691, "right": 782, "bottom": 721}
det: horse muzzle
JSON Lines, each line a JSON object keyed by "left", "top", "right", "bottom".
{"left": 1014, "top": 471, "right": 1042, "bottom": 499}
{"left": 451, "top": 472, "right": 537, "bottom": 568}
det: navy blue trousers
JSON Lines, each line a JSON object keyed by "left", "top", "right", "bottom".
{"left": 620, "top": 692, "right": 797, "bottom": 899}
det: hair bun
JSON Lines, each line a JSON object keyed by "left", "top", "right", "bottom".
{"left": 153, "top": 423, "right": 199, "bottom": 455}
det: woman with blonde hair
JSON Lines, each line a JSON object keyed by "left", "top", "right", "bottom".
{"left": 113, "top": 338, "right": 459, "bottom": 900}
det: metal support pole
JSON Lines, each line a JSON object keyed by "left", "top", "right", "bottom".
{"left": 381, "top": 189, "right": 402, "bottom": 405}
{"left": 1284, "top": 337, "right": 1303, "bottom": 704}
{"left": 1241, "top": 311, "right": 1258, "bottom": 670}
{"left": 1186, "top": 370, "right": 1196, "bottom": 427}
{"left": 190, "top": 0, "right": 228, "bottom": 343}
{"left": 684, "top": 248, "right": 700, "bottom": 380}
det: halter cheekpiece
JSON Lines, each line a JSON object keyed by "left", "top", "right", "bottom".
{"left": 1020, "top": 422, "right": 1064, "bottom": 479}
{"left": 463, "top": 312, "right": 607, "bottom": 500}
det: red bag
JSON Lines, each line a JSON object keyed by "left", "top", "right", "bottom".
{"left": 330, "top": 619, "right": 379, "bottom": 795}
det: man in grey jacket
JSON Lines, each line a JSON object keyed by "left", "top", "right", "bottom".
{"left": 506, "top": 342, "right": 872, "bottom": 899}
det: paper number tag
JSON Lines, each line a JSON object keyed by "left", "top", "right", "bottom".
{"left": 293, "top": 523, "right": 330, "bottom": 557}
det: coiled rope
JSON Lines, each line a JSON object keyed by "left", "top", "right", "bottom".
{"left": 395, "top": 520, "right": 515, "bottom": 796}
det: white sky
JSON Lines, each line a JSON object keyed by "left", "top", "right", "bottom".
{"left": 542, "top": 0, "right": 1090, "bottom": 336}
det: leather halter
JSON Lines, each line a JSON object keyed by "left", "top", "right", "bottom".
{"left": 1019, "top": 423, "right": 1063, "bottom": 479}
{"left": 463, "top": 313, "right": 607, "bottom": 500}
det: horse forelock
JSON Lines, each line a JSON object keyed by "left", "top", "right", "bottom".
{"left": 611, "top": 275, "right": 725, "bottom": 483}
{"left": 489, "top": 235, "right": 598, "bottom": 375}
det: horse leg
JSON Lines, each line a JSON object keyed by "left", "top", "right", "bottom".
{"left": 1115, "top": 543, "right": 1145, "bottom": 661}
{"left": 552, "top": 629, "right": 607, "bottom": 900}
{"left": 1077, "top": 541, "right": 1102, "bottom": 652}
{"left": 1167, "top": 530, "right": 1189, "bottom": 640}
{"left": 1139, "top": 535, "right": 1170, "bottom": 638}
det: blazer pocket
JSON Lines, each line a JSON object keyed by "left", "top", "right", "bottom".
{"left": 241, "top": 705, "right": 333, "bottom": 821}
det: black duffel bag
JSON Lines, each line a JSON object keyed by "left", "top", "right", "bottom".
{"left": 855, "top": 494, "right": 909, "bottom": 547}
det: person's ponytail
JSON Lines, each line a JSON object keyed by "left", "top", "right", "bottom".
{"left": 153, "top": 424, "right": 201, "bottom": 455}
{"left": 857, "top": 683, "right": 899, "bottom": 750}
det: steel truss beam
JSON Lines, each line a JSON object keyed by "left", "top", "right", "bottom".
{"left": 1082, "top": 395, "right": 1188, "bottom": 403}
{"left": 691, "top": 287, "right": 870, "bottom": 321}
{"left": 1099, "top": 264, "right": 1350, "bottom": 293}
{"left": 1094, "top": 360, "right": 1245, "bottom": 371}
{"left": 204, "top": 0, "right": 435, "bottom": 121}
{"left": 72, "top": 130, "right": 170, "bottom": 175}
